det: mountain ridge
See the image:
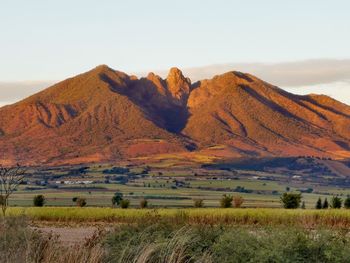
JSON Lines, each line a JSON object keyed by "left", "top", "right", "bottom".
{"left": 0, "top": 65, "right": 349, "bottom": 165}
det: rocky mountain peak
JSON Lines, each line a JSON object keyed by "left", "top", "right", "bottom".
{"left": 166, "top": 67, "right": 191, "bottom": 105}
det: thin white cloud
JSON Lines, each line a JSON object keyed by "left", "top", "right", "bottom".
{"left": 178, "top": 59, "right": 350, "bottom": 86}
{"left": 153, "top": 59, "right": 350, "bottom": 105}
{"left": 285, "top": 81, "right": 350, "bottom": 105}
{"left": 1, "top": 59, "right": 350, "bottom": 107}
{"left": 0, "top": 81, "right": 53, "bottom": 107}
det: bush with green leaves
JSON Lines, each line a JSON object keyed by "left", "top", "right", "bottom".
{"left": 220, "top": 194, "right": 233, "bottom": 208}
{"left": 315, "top": 197, "right": 322, "bottom": 209}
{"left": 104, "top": 222, "right": 350, "bottom": 263}
{"left": 280, "top": 192, "right": 302, "bottom": 209}
{"left": 112, "top": 192, "right": 123, "bottom": 207}
{"left": 33, "top": 195, "right": 45, "bottom": 207}
{"left": 193, "top": 199, "right": 204, "bottom": 208}
{"left": 120, "top": 199, "right": 130, "bottom": 209}
{"left": 331, "top": 196, "right": 342, "bottom": 209}
{"left": 344, "top": 196, "right": 350, "bottom": 209}
{"left": 323, "top": 198, "right": 329, "bottom": 209}
{"left": 76, "top": 198, "right": 87, "bottom": 207}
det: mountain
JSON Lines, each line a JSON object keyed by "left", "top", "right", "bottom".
{"left": 0, "top": 65, "right": 349, "bottom": 165}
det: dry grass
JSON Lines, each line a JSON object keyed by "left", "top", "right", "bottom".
{"left": 7, "top": 207, "right": 350, "bottom": 228}
{"left": 0, "top": 217, "right": 105, "bottom": 263}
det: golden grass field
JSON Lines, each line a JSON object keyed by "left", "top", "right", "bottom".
{"left": 8, "top": 207, "right": 350, "bottom": 227}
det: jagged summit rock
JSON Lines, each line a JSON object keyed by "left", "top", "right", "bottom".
{"left": 166, "top": 67, "right": 191, "bottom": 105}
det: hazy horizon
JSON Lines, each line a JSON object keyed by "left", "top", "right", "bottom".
{"left": 1, "top": 59, "right": 350, "bottom": 106}
{"left": 1, "top": 0, "right": 349, "bottom": 106}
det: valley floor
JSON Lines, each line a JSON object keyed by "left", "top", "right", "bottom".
{"left": 10, "top": 157, "right": 350, "bottom": 209}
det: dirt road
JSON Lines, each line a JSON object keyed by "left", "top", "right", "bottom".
{"left": 31, "top": 226, "right": 99, "bottom": 246}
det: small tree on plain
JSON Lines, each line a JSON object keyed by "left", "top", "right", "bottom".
{"left": 76, "top": 198, "right": 87, "bottom": 207}
{"left": 33, "top": 195, "right": 45, "bottom": 207}
{"left": 323, "top": 198, "right": 329, "bottom": 209}
{"left": 280, "top": 193, "right": 302, "bottom": 209}
{"left": 301, "top": 201, "right": 306, "bottom": 209}
{"left": 344, "top": 196, "right": 350, "bottom": 209}
{"left": 220, "top": 194, "right": 233, "bottom": 208}
{"left": 233, "top": 195, "right": 244, "bottom": 208}
{"left": 330, "top": 196, "right": 342, "bottom": 209}
{"left": 120, "top": 199, "right": 130, "bottom": 209}
{"left": 112, "top": 192, "right": 123, "bottom": 207}
{"left": 140, "top": 198, "right": 148, "bottom": 209}
{"left": 193, "top": 199, "right": 204, "bottom": 208}
{"left": 315, "top": 197, "right": 322, "bottom": 209}
{"left": 0, "top": 164, "right": 26, "bottom": 216}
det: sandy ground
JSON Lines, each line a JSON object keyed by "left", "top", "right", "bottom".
{"left": 31, "top": 226, "right": 99, "bottom": 246}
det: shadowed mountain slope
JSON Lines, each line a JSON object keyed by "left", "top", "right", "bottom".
{"left": 0, "top": 65, "right": 349, "bottom": 165}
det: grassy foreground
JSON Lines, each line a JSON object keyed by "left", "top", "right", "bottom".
{"left": 7, "top": 207, "right": 350, "bottom": 227}
{"left": 3, "top": 217, "right": 350, "bottom": 262}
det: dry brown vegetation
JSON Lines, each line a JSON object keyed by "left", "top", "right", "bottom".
{"left": 0, "top": 217, "right": 104, "bottom": 263}
{"left": 8, "top": 207, "right": 350, "bottom": 229}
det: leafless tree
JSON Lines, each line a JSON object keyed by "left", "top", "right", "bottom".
{"left": 233, "top": 195, "right": 244, "bottom": 208}
{"left": 0, "top": 164, "right": 26, "bottom": 216}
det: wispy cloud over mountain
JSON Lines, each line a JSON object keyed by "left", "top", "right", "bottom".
{"left": 176, "top": 59, "right": 350, "bottom": 86}
{"left": 1, "top": 59, "right": 350, "bottom": 107}
{"left": 0, "top": 81, "right": 54, "bottom": 106}
{"left": 154, "top": 59, "right": 350, "bottom": 105}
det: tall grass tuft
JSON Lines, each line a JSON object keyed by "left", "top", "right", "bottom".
{"left": 0, "top": 216, "right": 105, "bottom": 263}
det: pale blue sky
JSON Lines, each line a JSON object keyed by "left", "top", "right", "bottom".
{"left": 0, "top": 0, "right": 350, "bottom": 81}
{"left": 0, "top": 0, "right": 350, "bottom": 106}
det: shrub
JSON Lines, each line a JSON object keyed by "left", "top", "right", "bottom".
{"left": 280, "top": 193, "right": 302, "bottom": 209}
{"left": 331, "top": 196, "right": 342, "bottom": 209}
{"left": 344, "top": 196, "right": 350, "bottom": 209}
{"left": 33, "top": 195, "right": 45, "bottom": 207}
{"left": 301, "top": 201, "right": 306, "bottom": 209}
{"left": 220, "top": 194, "right": 233, "bottom": 208}
{"left": 112, "top": 192, "right": 123, "bottom": 207}
{"left": 72, "top": 197, "right": 78, "bottom": 202}
{"left": 104, "top": 223, "right": 350, "bottom": 263}
{"left": 233, "top": 195, "right": 244, "bottom": 208}
{"left": 193, "top": 199, "right": 204, "bottom": 208}
{"left": 120, "top": 199, "right": 130, "bottom": 209}
{"left": 102, "top": 167, "right": 129, "bottom": 174}
{"left": 323, "top": 198, "right": 329, "bottom": 209}
{"left": 140, "top": 198, "right": 148, "bottom": 209}
{"left": 76, "top": 198, "right": 87, "bottom": 207}
{"left": 0, "top": 195, "right": 5, "bottom": 205}
{"left": 315, "top": 197, "right": 322, "bottom": 209}
{"left": 211, "top": 226, "right": 350, "bottom": 262}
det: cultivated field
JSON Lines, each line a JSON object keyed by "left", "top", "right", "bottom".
{"left": 9, "top": 157, "right": 350, "bottom": 209}
{"left": 7, "top": 207, "right": 350, "bottom": 228}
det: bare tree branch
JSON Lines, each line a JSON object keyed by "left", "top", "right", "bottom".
{"left": 0, "top": 164, "right": 26, "bottom": 216}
